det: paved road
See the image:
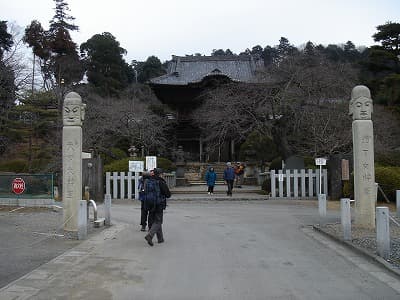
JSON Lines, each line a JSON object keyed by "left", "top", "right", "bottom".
{"left": 1, "top": 200, "right": 400, "bottom": 299}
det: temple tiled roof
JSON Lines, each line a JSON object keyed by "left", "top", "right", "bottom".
{"left": 150, "top": 55, "right": 263, "bottom": 85}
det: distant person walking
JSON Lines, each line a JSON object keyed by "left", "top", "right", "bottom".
{"left": 205, "top": 167, "right": 217, "bottom": 195}
{"left": 144, "top": 168, "right": 171, "bottom": 246}
{"left": 235, "top": 162, "right": 245, "bottom": 188}
{"left": 223, "top": 162, "right": 235, "bottom": 196}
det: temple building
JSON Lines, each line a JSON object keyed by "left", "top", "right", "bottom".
{"left": 150, "top": 55, "right": 263, "bottom": 162}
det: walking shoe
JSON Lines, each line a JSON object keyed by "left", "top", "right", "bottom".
{"left": 140, "top": 226, "right": 146, "bottom": 232}
{"left": 208, "top": 192, "right": 211, "bottom": 195}
{"left": 158, "top": 238, "right": 165, "bottom": 243}
{"left": 145, "top": 235, "right": 154, "bottom": 246}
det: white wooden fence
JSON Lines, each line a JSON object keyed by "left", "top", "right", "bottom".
{"left": 105, "top": 172, "right": 176, "bottom": 200}
{"left": 270, "top": 169, "right": 328, "bottom": 199}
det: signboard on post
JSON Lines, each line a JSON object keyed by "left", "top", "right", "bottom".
{"left": 145, "top": 156, "right": 157, "bottom": 171}
{"left": 129, "top": 160, "right": 144, "bottom": 172}
{"left": 315, "top": 157, "right": 327, "bottom": 196}
{"left": 341, "top": 159, "right": 350, "bottom": 181}
{"left": 12, "top": 178, "right": 25, "bottom": 195}
{"left": 315, "top": 157, "right": 327, "bottom": 166}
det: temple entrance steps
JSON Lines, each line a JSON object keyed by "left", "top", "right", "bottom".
{"left": 170, "top": 184, "right": 263, "bottom": 194}
{"left": 185, "top": 162, "right": 229, "bottom": 185}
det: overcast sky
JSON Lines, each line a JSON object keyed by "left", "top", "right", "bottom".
{"left": 2, "top": 0, "right": 400, "bottom": 63}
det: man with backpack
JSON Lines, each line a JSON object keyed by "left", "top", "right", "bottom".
{"left": 144, "top": 168, "right": 171, "bottom": 246}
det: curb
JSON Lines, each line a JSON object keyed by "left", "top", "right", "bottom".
{"left": 312, "top": 224, "right": 400, "bottom": 278}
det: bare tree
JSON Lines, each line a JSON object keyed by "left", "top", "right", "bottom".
{"left": 192, "top": 49, "right": 359, "bottom": 159}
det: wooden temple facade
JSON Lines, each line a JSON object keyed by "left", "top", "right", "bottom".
{"left": 149, "top": 55, "right": 263, "bottom": 162}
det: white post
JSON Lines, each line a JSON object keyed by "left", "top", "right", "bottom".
{"left": 341, "top": 198, "right": 351, "bottom": 241}
{"left": 318, "top": 194, "right": 326, "bottom": 218}
{"left": 104, "top": 194, "right": 111, "bottom": 226}
{"left": 134, "top": 172, "right": 139, "bottom": 200}
{"left": 319, "top": 165, "right": 322, "bottom": 195}
{"left": 112, "top": 172, "right": 118, "bottom": 199}
{"left": 127, "top": 172, "right": 132, "bottom": 200}
{"left": 78, "top": 200, "right": 87, "bottom": 240}
{"left": 376, "top": 207, "right": 390, "bottom": 259}
{"left": 270, "top": 170, "right": 276, "bottom": 198}
{"left": 120, "top": 172, "right": 125, "bottom": 200}
{"left": 397, "top": 190, "right": 400, "bottom": 218}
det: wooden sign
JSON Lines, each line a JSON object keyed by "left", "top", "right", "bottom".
{"left": 341, "top": 159, "right": 349, "bottom": 180}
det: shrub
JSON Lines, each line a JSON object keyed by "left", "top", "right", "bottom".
{"left": 269, "top": 157, "right": 282, "bottom": 171}
{"left": 104, "top": 157, "right": 174, "bottom": 173}
{"left": 375, "top": 166, "right": 400, "bottom": 202}
{"left": 261, "top": 178, "right": 271, "bottom": 193}
{"left": 102, "top": 147, "right": 128, "bottom": 165}
{"left": 0, "top": 159, "right": 28, "bottom": 173}
{"left": 375, "top": 151, "right": 400, "bottom": 167}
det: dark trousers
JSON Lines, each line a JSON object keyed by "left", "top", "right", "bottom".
{"left": 147, "top": 205, "right": 164, "bottom": 242}
{"left": 140, "top": 201, "right": 151, "bottom": 228}
{"left": 207, "top": 185, "right": 214, "bottom": 193}
{"left": 226, "top": 180, "right": 234, "bottom": 195}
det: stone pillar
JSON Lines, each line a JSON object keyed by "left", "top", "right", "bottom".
{"left": 341, "top": 198, "right": 351, "bottom": 241}
{"left": 62, "top": 92, "right": 86, "bottom": 234}
{"left": 349, "top": 86, "right": 375, "bottom": 228}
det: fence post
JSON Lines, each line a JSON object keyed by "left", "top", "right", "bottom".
{"left": 323, "top": 169, "right": 328, "bottom": 196}
{"left": 112, "top": 172, "right": 118, "bottom": 199}
{"left": 106, "top": 172, "right": 111, "bottom": 195}
{"left": 278, "top": 170, "right": 284, "bottom": 198}
{"left": 78, "top": 200, "right": 87, "bottom": 240}
{"left": 293, "top": 169, "right": 298, "bottom": 198}
{"left": 341, "top": 198, "right": 351, "bottom": 241}
{"left": 120, "top": 172, "right": 125, "bottom": 200}
{"left": 127, "top": 172, "right": 132, "bottom": 200}
{"left": 270, "top": 170, "right": 276, "bottom": 198}
{"left": 301, "top": 169, "right": 306, "bottom": 198}
{"left": 286, "top": 169, "right": 291, "bottom": 198}
{"left": 397, "top": 190, "right": 400, "bottom": 218}
{"left": 105, "top": 194, "right": 111, "bottom": 226}
{"left": 308, "top": 169, "right": 313, "bottom": 197}
{"left": 376, "top": 207, "right": 390, "bottom": 259}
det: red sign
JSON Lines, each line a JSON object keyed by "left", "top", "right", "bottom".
{"left": 12, "top": 178, "right": 25, "bottom": 195}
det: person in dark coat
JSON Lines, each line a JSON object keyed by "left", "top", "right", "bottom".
{"left": 144, "top": 168, "right": 171, "bottom": 246}
{"left": 138, "top": 171, "right": 151, "bottom": 231}
{"left": 223, "top": 162, "right": 235, "bottom": 196}
{"left": 205, "top": 167, "right": 217, "bottom": 195}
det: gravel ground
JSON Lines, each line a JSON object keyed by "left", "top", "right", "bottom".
{"left": 0, "top": 205, "right": 105, "bottom": 288}
{"left": 319, "top": 214, "right": 400, "bottom": 270}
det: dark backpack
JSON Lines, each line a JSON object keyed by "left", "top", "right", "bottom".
{"left": 144, "top": 178, "right": 161, "bottom": 207}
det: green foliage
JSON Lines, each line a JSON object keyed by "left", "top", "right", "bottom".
{"left": 375, "top": 151, "right": 400, "bottom": 167}
{"left": 269, "top": 157, "right": 282, "bottom": 170}
{"left": 104, "top": 157, "right": 174, "bottom": 173}
{"left": 239, "top": 132, "right": 278, "bottom": 161}
{"left": 102, "top": 147, "right": 128, "bottom": 165}
{"left": 157, "top": 157, "right": 174, "bottom": 172}
{"left": 303, "top": 156, "right": 317, "bottom": 169}
{"left": 375, "top": 74, "right": 400, "bottom": 106}
{"left": 80, "top": 32, "right": 134, "bottom": 96}
{"left": 104, "top": 157, "right": 132, "bottom": 172}
{"left": 373, "top": 22, "right": 400, "bottom": 55}
{"left": 0, "top": 159, "right": 28, "bottom": 173}
{"left": 23, "top": 1, "right": 84, "bottom": 85}
{"left": 375, "top": 166, "right": 400, "bottom": 202}
{"left": 261, "top": 179, "right": 271, "bottom": 193}
{"left": 0, "top": 20, "right": 13, "bottom": 57}
{"left": 135, "top": 56, "right": 166, "bottom": 83}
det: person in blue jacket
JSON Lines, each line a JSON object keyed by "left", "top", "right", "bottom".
{"left": 223, "top": 162, "right": 235, "bottom": 196}
{"left": 205, "top": 167, "right": 217, "bottom": 195}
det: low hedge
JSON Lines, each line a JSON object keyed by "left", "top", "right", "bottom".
{"left": 104, "top": 157, "right": 174, "bottom": 173}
